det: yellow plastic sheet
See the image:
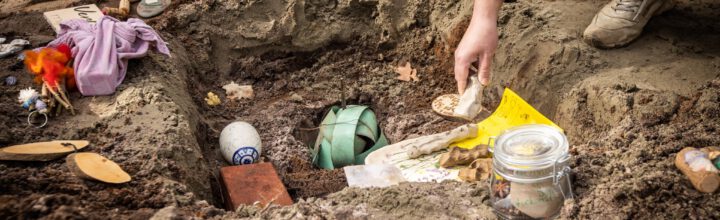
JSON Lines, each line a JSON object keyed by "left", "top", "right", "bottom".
{"left": 452, "top": 88, "right": 562, "bottom": 149}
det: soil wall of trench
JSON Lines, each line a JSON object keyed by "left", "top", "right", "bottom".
{"left": 1, "top": 0, "right": 720, "bottom": 219}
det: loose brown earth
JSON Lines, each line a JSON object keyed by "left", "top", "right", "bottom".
{"left": 1, "top": 0, "right": 719, "bottom": 219}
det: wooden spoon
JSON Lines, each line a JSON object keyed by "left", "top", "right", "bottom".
{"left": 0, "top": 140, "right": 89, "bottom": 161}
{"left": 66, "top": 152, "right": 131, "bottom": 184}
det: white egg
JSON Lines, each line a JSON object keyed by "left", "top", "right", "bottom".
{"left": 220, "top": 121, "right": 262, "bottom": 165}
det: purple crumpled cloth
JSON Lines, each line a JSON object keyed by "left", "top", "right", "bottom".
{"left": 46, "top": 16, "right": 170, "bottom": 96}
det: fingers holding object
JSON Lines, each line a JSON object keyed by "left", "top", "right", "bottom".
{"left": 478, "top": 52, "right": 493, "bottom": 85}
{"left": 454, "top": 61, "right": 469, "bottom": 95}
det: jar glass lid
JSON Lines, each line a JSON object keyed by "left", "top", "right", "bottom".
{"left": 493, "top": 124, "right": 568, "bottom": 172}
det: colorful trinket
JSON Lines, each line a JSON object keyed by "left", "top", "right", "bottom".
{"left": 17, "top": 87, "right": 39, "bottom": 109}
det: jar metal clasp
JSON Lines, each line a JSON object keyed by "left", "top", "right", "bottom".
{"left": 552, "top": 155, "right": 574, "bottom": 200}
{"left": 486, "top": 136, "right": 497, "bottom": 153}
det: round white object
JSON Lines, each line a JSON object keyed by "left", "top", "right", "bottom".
{"left": 219, "top": 121, "right": 262, "bottom": 165}
{"left": 510, "top": 181, "right": 563, "bottom": 218}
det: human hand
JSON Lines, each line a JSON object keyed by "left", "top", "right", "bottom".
{"left": 454, "top": 19, "right": 498, "bottom": 94}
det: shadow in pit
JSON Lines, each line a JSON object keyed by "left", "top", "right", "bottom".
{"left": 193, "top": 121, "right": 229, "bottom": 209}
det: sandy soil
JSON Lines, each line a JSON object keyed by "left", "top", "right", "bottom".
{"left": 0, "top": 0, "right": 719, "bottom": 219}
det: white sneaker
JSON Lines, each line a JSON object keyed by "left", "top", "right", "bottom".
{"left": 583, "top": 0, "right": 674, "bottom": 48}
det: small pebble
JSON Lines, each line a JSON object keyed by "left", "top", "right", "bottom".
{"left": 5, "top": 76, "right": 16, "bottom": 86}
{"left": 425, "top": 35, "right": 434, "bottom": 44}
{"left": 289, "top": 93, "right": 303, "bottom": 102}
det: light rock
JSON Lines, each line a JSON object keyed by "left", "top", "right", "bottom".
{"left": 150, "top": 206, "right": 178, "bottom": 220}
{"left": 223, "top": 82, "right": 253, "bottom": 100}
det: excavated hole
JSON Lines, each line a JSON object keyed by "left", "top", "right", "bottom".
{"left": 184, "top": 43, "right": 396, "bottom": 208}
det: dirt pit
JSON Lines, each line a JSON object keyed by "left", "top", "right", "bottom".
{"left": 1, "top": 0, "right": 720, "bottom": 219}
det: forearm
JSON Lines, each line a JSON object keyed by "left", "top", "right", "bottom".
{"left": 470, "top": 0, "right": 503, "bottom": 25}
{"left": 454, "top": 0, "right": 503, "bottom": 88}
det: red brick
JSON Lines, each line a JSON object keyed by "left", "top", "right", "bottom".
{"left": 220, "top": 163, "right": 293, "bottom": 210}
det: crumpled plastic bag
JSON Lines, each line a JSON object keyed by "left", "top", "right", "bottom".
{"left": 0, "top": 38, "right": 30, "bottom": 58}
{"left": 344, "top": 164, "right": 406, "bottom": 188}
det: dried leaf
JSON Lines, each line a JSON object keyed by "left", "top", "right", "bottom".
{"left": 395, "top": 62, "right": 418, "bottom": 82}
{"left": 223, "top": 82, "right": 254, "bottom": 100}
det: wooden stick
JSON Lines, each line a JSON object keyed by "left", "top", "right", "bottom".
{"left": 41, "top": 83, "right": 48, "bottom": 98}
{"left": 365, "top": 124, "right": 479, "bottom": 165}
{"left": 46, "top": 82, "right": 70, "bottom": 108}
{"left": 55, "top": 81, "right": 74, "bottom": 115}
{"left": 47, "top": 87, "right": 70, "bottom": 109}
{"left": 675, "top": 147, "right": 720, "bottom": 193}
{"left": 41, "top": 83, "right": 57, "bottom": 115}
{"left": 406, "top": 124, "right": 479, "bottom": 158}
{"left": 56, "top": 81, "right": 70, "bottom": 105}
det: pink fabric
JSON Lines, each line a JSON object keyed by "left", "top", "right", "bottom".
{"left": 47, "top": 16, "right": 170, "bottom": 96}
